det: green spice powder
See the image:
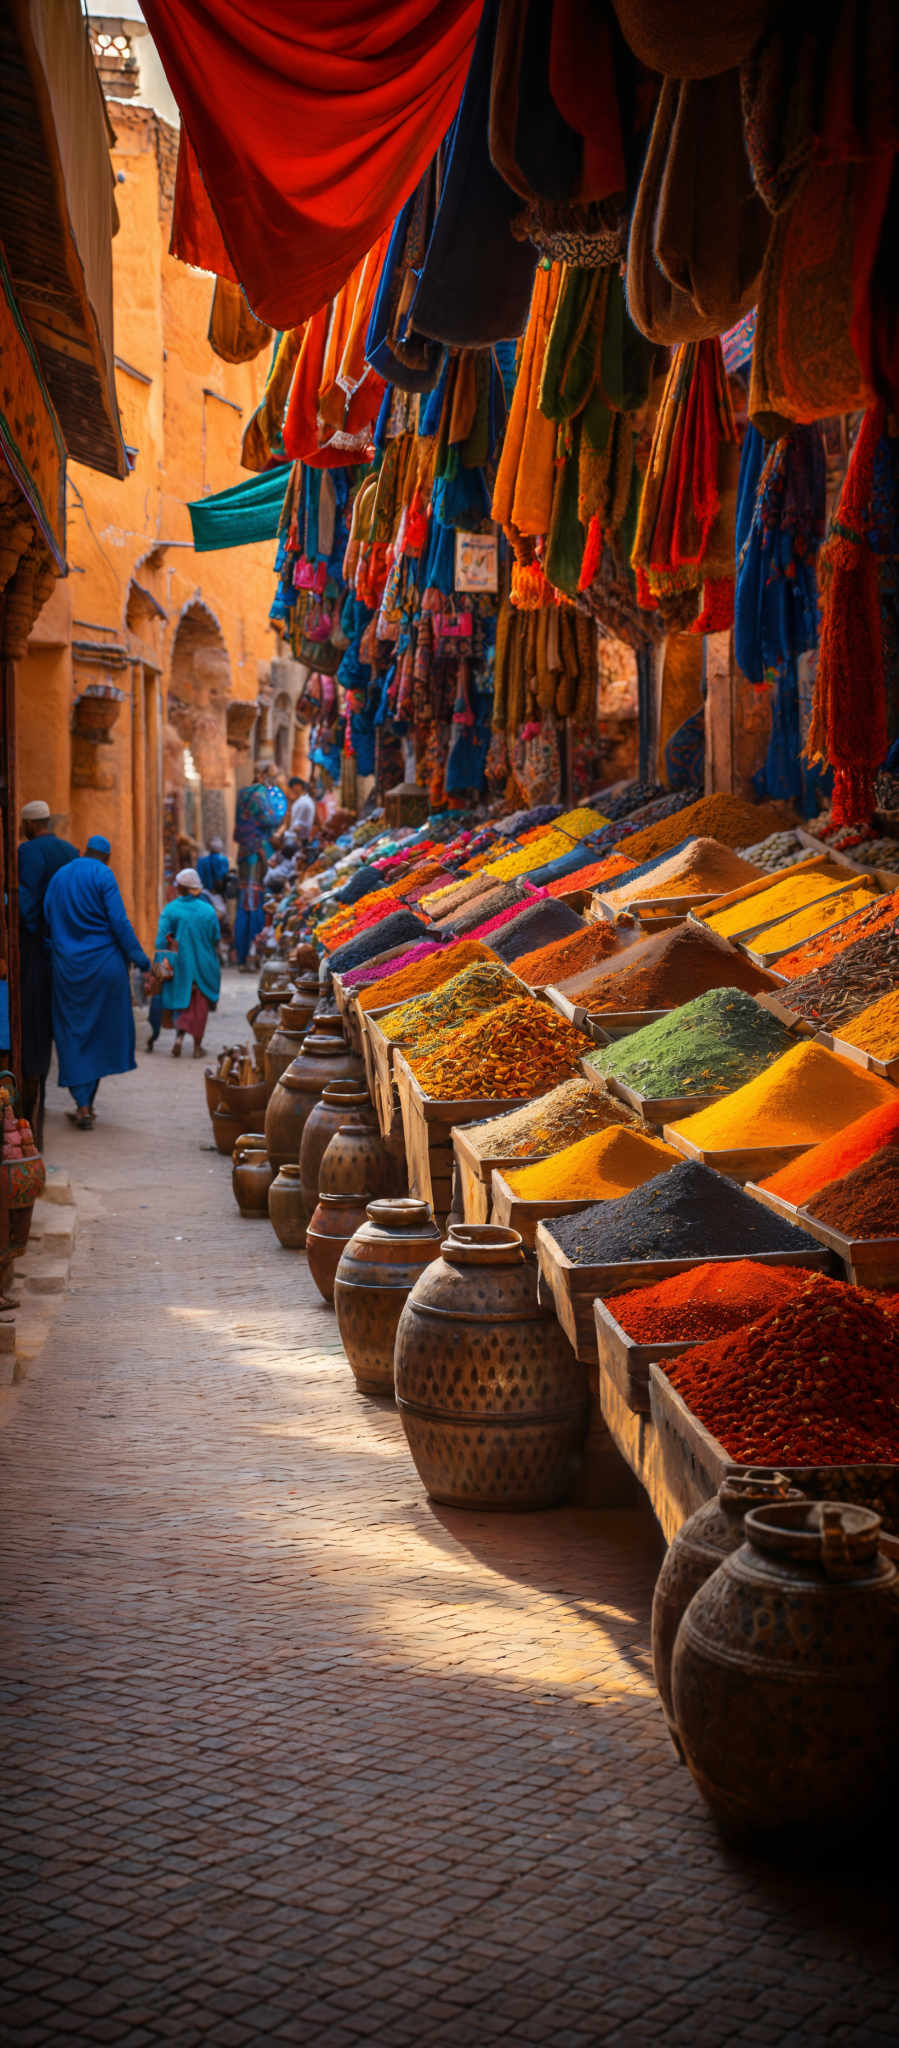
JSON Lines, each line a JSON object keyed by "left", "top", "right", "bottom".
{"left": 590, "top": 987, "right": 793, "bottom": 1100}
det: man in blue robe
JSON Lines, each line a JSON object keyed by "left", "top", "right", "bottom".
{"left": 196, "top": 836, "right": 229, "bottom": 896}
{"left": 18, "top": 800, "right": 79, "bottom": 1146}
{"left": 43, "top": 836, "right": 151, "bottom": 1130}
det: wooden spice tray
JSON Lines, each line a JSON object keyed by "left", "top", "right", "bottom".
{"left": 598, "top": 1368, "right": 685, "bottom": 1539}
{"left": 360, "top": 1009, "right": 402, "bottom": 1143}
{"left": 813, "top": 1026, "right": 899, "bottom": 1086}
{"left": 754, "top": 988, "right": 816, "bottom": 1035}
{"left": 649, "top": 1363, "right": 899, "bottom": 1535}
{"left": 796, "top": 827, "right": 899, "bottom": 893}
{"left": 395, "top": 1052, "right": 529, "bottom": 1223}
{"left": 534, "top": 1225, "right": 830, "bottom": 1366}
{"left": 687, "top": 850, "right": 854, "bottom": 945}
{"left": 661, "top": 1123, "right": 811, "bottom": 1185}
{"left": 546, "top": 987, "right": 672, "bottom": 1047}
{"left": 793, "top": 1210, "right": 899, "bottom": 1290}
{"left": 738, "top": 874, "right": 881, "bottom": 968}
{"left": 604, "top": 1072, "right": 722, "bottom": 1131}
{"left": 593, "top": 1297, "right": 693, "bottom": 1416}
{"left": 450, "top": 1124, "right": 551, "bottom": 1227}
{"left": 490, "top": 1168, "right": 598, "bottom": 1250}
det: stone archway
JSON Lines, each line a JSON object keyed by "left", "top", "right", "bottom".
{"left": 167, "top": 601, "right": 232, "bottom": 851}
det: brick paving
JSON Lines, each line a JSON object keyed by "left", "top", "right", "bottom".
{"left": 0, "top": 971, "right": 897, "bottom": 2047}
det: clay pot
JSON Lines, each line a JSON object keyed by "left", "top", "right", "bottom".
{"left": 264, "top": 1035, "right": 365, "bottom": 1173}
{"left": 394, "top": 1224, "right": 589, "bottom": 1510}
{"left": 212, "top": 1103, "right": 264, "bottom": 1155}
{"left": 306, "top": 1192, "right": 369, "bottom": 1305}
{"left": 651, "top": 1469, "right": 803, "bottom": 1757}
{"left": 204, "top": 1067, "right": 226, "bottom": 1120}
{"left": 290, "top": 943, "right": 318, "bottom": 974}
{"left": 299, "top": 1083, "right": 373, "bottom": 1220}
{"left": 264, "top": 987, "right": 318, "bottom": 1097}
{"left": 217, "top": 1074, "right": 268, "bottom": 1119}
{"left": 268, "top": 1163, "right": 308, "bottom": 1249}
{"left": 232, "top": 1146, "right": 274, "bottom": 1218}
{"left": 672, "top": 1500, "right": 899, "bottom": 1838}
{"left": 257, "top": 962, "right": 293, "bottom": 1001}
{"left": 334, "top": 1199, "right": 442, "bottom": 1396}
{"left": 312, "top": 995, "right": 344, "bottom": 1039}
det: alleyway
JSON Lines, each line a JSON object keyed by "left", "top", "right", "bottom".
{"left": 1, "top": 974, "right": 897, "bottom": 2048}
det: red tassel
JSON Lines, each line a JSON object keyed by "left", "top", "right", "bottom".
{"left": 578, "top": 513, "right": 603, "bottom": 592}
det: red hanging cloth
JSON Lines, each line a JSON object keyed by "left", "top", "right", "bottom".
{"left": 142, "top": 0, "right": 481, "bottom": 326}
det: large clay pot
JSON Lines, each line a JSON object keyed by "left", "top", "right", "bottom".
{"left": 264, "top": 1035, "right": 364, "bottom": 1173}
{"left": 213, "top": 1103, "right": 264, "bottom": 1155}
{"left": 672, "top": 1500, "right": 899, "bottom": 1838}
{"left": 299, "top": 1083, "right": 372, "bottom": 1220}
{"left": 264, "top": 987, "right": 318, "bottom": 1097}
{"left": 394, "top": 1224, "right": 589, "bottom": 1510}
{"left": 290, "top": 942, "right": 318, "bottom": 974}
{"left": 252, "top": 969, "right": 294, "bottom": 1053}
{"left": 334, "top": 1199, "right": 442, "bottom": 1396}
{"left": 217, "top": 1074, "right": 268, "bottom": 1119}
{"left": 204, "top": 1068, "right": 226, "bottom": 1120}
{"left": 312, "top": 994, "right": 344, "bottom": 1040}
{"left": 651, "top": 1469, "right": 802, "bottom": 1758}
{"left": 306, "top": 1191, "right": 369, "bottom": 1305}
{"left": 232, "top": 1146, "right": 274, "bottom": 1218}
{"left": 268, "top": 1163, "right": 308, "bottom": 1249}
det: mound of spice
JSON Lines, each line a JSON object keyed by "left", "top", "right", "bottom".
{"left": 672, "top": 1042, "right": 896, "bottom": 1153}
{"left": 506, "top": 1125, "right": 678, "bottom": 1202}
{"left": 382, "top": 960, "right": 516, "bottom": 1047}
{"left": 464, "top": 1076, "right": 637, "bottom": 1161}
{"left": 774, "top": 888, "right": 899, "bottom": 980}
{"left": 806, "top": 1148, "right": 899, "bottom": 1239}
{"left": 615, "top": 795, "right": 795, "bottom": 865}
{"left": 772, "top": 918, "right": 899, "bottom": 1033}
{"left": 467, "top": 890, "right": 549, "bottom": 942}
{"left": 558, "top": 920, "right": 773, "bottom": 1011}
{"left": 326, "top": 908, "right": 429, "bottom": 979}
{"left": 544, "top": 1159, "right": 819, "bottom": 1265}
{"left": 343, "top": 939, "right": 445, "bottom": 991}
{"left": 408, "top": 995, "right": 588, "bottom": 1100}
{"left": 590, "top": 988, "right": 792, "bottom": 1100}
{"left": 762, "top": 1102, "right": 899, "bottom": 1208}
{"left": 555, "top": 806, "right": 609, "bottom": 839}
{"left": 545, "top": 853, "right": 635, "bottom": 898}
{"left": 512, "top": 921, "right": 622, "bottom": 987}
{"left": 665, "top": 1277, "right": 899, "bottom": 1465}
{"left": 485, "top": 830, "right": 573, "bottom": 881}
{"left": 704, "top": 863, "right": 850, "bottom": 942}
{"left": 421, "top": 871, "right": 497, "bottom": 918}
{"left": 485, "top": 901, "right": 585, "bottom": 964}
{"left": 839, "top": 988, "right": 899, "bottom": 1061}
{"left": 600, "top": 838, "right": 762, "bottom": 912}
{"left": 604, "top": 1259, "right": 813, "bottom": 1343}
{"left": 355, "top": 940, "right": 492, "bottom": 1013}
{"left": 749, "top": 884, "right": 881, "bottom": 962}
{"left": 436, "top": 880, "right": 530, "bottom": 936}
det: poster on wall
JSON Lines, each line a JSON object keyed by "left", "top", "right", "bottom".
{"left": 455, "top": 530, "right": 498, "bottom": 593}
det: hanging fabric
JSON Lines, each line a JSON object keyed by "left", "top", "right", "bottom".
{"left": 808, "top": 403, "right": 899, "bottom": 823}
{"left": 208, "top": 278, "right": 272, "bottom": 365}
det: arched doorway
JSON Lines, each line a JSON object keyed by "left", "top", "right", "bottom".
{"left": 167, "top": 602, "right": 232, "bottom": 868}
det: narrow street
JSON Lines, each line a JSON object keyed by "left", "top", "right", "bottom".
{"left": 0, "top": 973, "right": 896, "bottom": 2047}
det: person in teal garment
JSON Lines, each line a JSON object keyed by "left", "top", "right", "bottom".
{"left": 153, "top": 868, "right": 221, "bottom": 1060}
{"left": 44, "top": 835, "right": 151, "bottom": 1131}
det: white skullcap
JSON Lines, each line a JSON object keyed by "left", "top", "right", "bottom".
{"left": 175, "top": 867, "right": 203, "bottom": 892}
{"left": 22, "top": 800, "right": 50, "bottom": 821}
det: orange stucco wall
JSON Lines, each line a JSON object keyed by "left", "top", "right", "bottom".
{"left": 16, "top": 102, "right": 278, "bottom": 946}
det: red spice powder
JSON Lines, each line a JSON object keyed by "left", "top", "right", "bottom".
{"left": 545, "top": 854, "right": 635, "bottom": 899}
{"left": 762, "top": 1100, "right": 899, "bottom": 1207}
{"left": 605, "top": 1259, "right": 811, "bottom": 1343}
{"left": 774, "top": 887, "right": 899, "bottom": 979}
{"left": 665, "top": 1275, "right": 899, "bottom": 1464}
{"left": 806, "top": 1147, "right": 899, "bottom": 1238}
{"left": 512, "top": 920, "right": 621, "bottom": 986}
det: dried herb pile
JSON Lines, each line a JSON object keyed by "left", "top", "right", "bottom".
{"left": 590, "top": 989, "right": 792, "bottom": 1100}
{"left": 672, "top": 1042, "right": 896, "bottom": 1152}
{"left": 806, "top": 1149, "right": 899, "bottom": 1239}
{"left": 355, "top": 941, "right": 491, "bottom": 1014}
{"left": 506, "top": 1126, "right": 677, "bottom": 1202}
{"left": 605, "top": 1259, "right": 812, "bottom": 1343}
{"left": 665, "top": 1277, "right": 899, "bottom": 1464}
{"left": 382, "top": 960, "right": 516, "bottom": 1047}
{"left": 559, "top": 920, "right": 772, "bottom": 1011}
{"left": 544, "top": 1160, "right": 818, "bottom": 1264}
{"left": 463, "top": 1076, "right": 637, "bottom": 1161}
{"left": 408, "top": 995, "right": 588, "bottom": 1100}
{"left": 771, "top": 918, "right": 899, "bottom": 1032}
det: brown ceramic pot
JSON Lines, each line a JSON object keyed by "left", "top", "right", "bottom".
{"left": 263, "top": 987, "right": 318, "bottom": 1097}
{"left": 217, "top": 1073, "right": 268, "bottom": 1119}
{"left": 213, "top": 1103, "right": 264, "bottom": 1155}
{"left": 264, "top": 1035, "right": 364, "bottom": 1173}
{"left": 394, "top": 1224, "right": 589, "bottom": 1510}
{"left": 312, "top": 995, "right": 344, "bottom": 1039}
{"left": 299, "top": 1083, "right": 372, "bottom": 1220}
{"left": 290, "top": 943, "right": 318, "bottom": 974}
{"left": 204, "top": 1068, "right": 226, "bottom": 1120}
{"left": 267, "top": 1163, "right": 307, "bottom": 1249}
{"left": 232, "top": 1146, "right": 274, "bottom": 1218}
{"left": 306, "top": 1192, "right": 368, "bottom": 1305}
{"left": 651, "top": 1469, "right": 802, "bottom": 1758}
{"left": 334, "top": 1199, "right": 442, "bottom": 1396}
{"left": 672, "top": 1500, "right": 899, "bottom": 1838}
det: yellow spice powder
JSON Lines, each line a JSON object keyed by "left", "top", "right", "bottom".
{"left": 705, "top": 864, "right": 851, "bottom": 940}
{"left": 671, "top": 1042, "right": 896, "bottom": 1150}
{"left": 843, "top": 989, "right": 899, "bottom": 1060}
{"left": 505, "top": 1125, "right": 678, "bottom": 1201}
{"left": 752, "top": 884, "right": 881, "bottom": 960}
{"left": 485, "top": 831, "right": 572, "bottom": 881}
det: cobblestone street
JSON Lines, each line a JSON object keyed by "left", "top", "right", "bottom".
{"left": 1, "top": 972, "right": 897, "bottom": 2047}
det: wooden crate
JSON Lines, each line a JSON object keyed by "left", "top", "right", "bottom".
{"left": 661, "top": 1123, "right": 810, "bottom": 1185}
{"left": 650, "top": 1364, "right": 899, "bottom": 1534}
{"left": 814, "top": 1026, "right": 899, "bottom": 1086}
{"left": 361, "top": 1009, "right": 403, "bottom": 1144}
{"left": 394, "top": 1052, "right": 529, "bottom": 1224}
{"left": 450, "top": 1124, "right": 552, "bottom": 1227}
{"left": 598, "top": 1371, "right": 690, "bottom": 1542}
{"left": 535, "top": 1224, "right": 830, "bottom": 1366}
{"left": 739, "top": 874, "right": 881, "bottom": 968}
{"left": 605, "top": 1072, "right": 722, "bottom": 1132}
{"left": 593, "top": 1297, "right": 694, "bottom": 1417}
{"left": 793, "top": 1210, "right": 899, "bottom": 1289}
{"left": 490, "top": 1168, "right": 597, "bottom": 1251}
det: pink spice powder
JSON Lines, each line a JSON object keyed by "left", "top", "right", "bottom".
{"left": 340, "top": 940, "right": 446, "bottom": 990}
{"left": 468, "top": 888, "right": 549, "bottom": 941}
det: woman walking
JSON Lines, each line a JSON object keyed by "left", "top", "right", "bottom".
{"left": 44, "top": 835, "right": 151, "bottom": 1130}
{"left": 154, "top": 869, "right": 221, "bottom": 1059}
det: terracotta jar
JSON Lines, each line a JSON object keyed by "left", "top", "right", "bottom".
{"left": 334, "top": 1199, "right": 442, "bottom": 1396}
{"left": 204, "top": 1067, "right": 226, "bottom": 1120}
{"left": 252, "top": 972, "right": 294, "bottom": 1054}
{"left": 299, "top": 1083, "right": 372, "bottom": 1220}
{"left": 217, "top": 1072, "right": 268, "bottom": 1120}
{"left": 672, "top": 1500, "right": 899, "bottom": 1837}
{"left": 268, "top": 1163, "right": 308, "bottom": 1249}
{"left": 264, "top": 1035, "right": 364, "bottom": 1173}
{"left": 212, "top": 1103, "right": 264, "bottom": 1155}
{"left": 290, "top": 942, "right": 318, "bottom": 975}
{"left": 312, "top": 994, "right": 344, "bottom": 1040}
{"left": 264, "top": 987, "right": 319, "bottom": 1097}
{"left": 394, "top": 1224, "right": 589, "bottom": 1510}
{"left": 651, "top": 1469, "right": 802, "bottom": 1757}
{"left": 306, "top": 1191, "right": 369, "bottom": 1306}
{"left": 318, "top": 1106, "right": 405, "bottom": 1205}
{"left": 232, "top": 1145, "right": 274, "bottom": 1218}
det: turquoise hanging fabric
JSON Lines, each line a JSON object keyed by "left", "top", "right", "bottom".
{"left": 188, "top": 467, "right": 290, "bottom": 551}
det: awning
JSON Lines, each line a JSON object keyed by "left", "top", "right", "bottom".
{"left": 188, "top": 467, "right": 290, "bottom": 553}
{"left": 141, "top": 0, "right": 481, "bottom": 328}
{"left": 0, "top": 0, "right": 126, "bottom": 479}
